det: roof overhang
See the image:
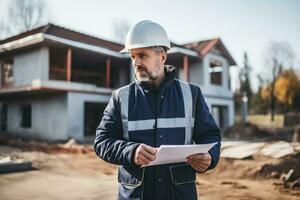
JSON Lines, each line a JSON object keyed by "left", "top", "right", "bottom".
{"left": 0, "top": 33, "right": 129, "bottom": 58}
{"left": 168, "top": 46, "right": 198, "bottom": 57}
{"left": 0, "top": 32, "right": 201, "bottom": 59}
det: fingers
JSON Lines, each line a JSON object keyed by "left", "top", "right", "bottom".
{"left": 188, "top": 153, "right": 211, "bottom": 161}
{"left": 143, "top": 144, "right": 157, "bottom": 154}
{"left": 134, "top": 144, "right": 157, "bottom": 166}
{"left": 186, "top": 153, "right": 212, "bottom": 173}
{"left": 141, "top": 149, "right": 156, "bottom": 161}
{"left": 189, "top": 163, "right": 206, "bottom": 173}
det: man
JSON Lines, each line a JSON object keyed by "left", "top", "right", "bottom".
{"left": 94, "top": 20, "right": 221, "bottom": 200}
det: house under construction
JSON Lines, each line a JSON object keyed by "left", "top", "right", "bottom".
{"left": 0, "top": 23, "right": 236, "bottom": 141}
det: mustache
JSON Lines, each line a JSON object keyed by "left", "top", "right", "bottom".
{"left": 135, "top": 65, "right": 148, "bottom": 72}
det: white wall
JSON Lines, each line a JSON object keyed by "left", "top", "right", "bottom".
{"left": 6, "top": 94, "right": 68, "bottom": 141}
{"left": 202, "top": 95, "right": 235, "bottom": 127}
{"left": 67, "top": 92, "right": 111, "bottom": 141}
{"left": 12, "top": 46, "right": 49, "bottom": 87}
{"left": 200, "top": 53, "right": 232, "bottom": 98}
{"left": 189, "top": 61, "right": 204, "bottom": 85}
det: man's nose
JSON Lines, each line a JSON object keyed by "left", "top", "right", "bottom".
{"left": 133, "top": 58, "right": 142, "bottom": 67}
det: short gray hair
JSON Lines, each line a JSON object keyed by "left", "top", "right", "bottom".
{"left": 152, "top": 46, "right": 166, "bottom": 54}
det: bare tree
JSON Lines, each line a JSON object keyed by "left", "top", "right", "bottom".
{"left": 0, "top": 0, "right": 47, "bottom": 39}
{"left": 112, "top": 20, "right": 131, "bottom": 43}
{"left": 264, "top": 41, "right": 295, "bottom": 77}
{"left": 263, "top": 41, "right": 295, "bottom": 121}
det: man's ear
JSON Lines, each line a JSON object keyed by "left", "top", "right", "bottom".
{"left": 161, "top": 52, "right": 167, "bottom": 64}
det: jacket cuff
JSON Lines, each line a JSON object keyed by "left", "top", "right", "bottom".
{"left": 126, "top": 143, "right": 141, "bottom": 167}
{"left": 206, "top": 145, "right": 219, "bottom": 171}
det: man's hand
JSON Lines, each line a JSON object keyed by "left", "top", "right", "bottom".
{"left": 134, "top": 144, "right": 157, "bottom": 166}
{"left": 186, "top": 153, "right": 212, "bottom": 173}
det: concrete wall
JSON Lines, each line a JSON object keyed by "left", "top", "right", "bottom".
{"left": 189, "top": 61, "right": 204, "bottom": 85}
{"left": 12, "top": 46, "right": 49, "bottom": 87}
{"left": 203, "top": 95, "right": 235, "bottom": 128}
{"left": 6, "top": 94, "right": 68, "bottom": 141}
{"left": 67, "top": 92, "right": 111, "bottom": 141}
{"left": 189, "top": 53, "right": 234, "bottom": 128}
{"left": 4, "top": 92, "right": 112, "bottom": 141}
{"left": 200, "top": 53, "right": 232, "bottom": 98}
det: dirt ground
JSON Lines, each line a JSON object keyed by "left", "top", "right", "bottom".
{"left": 0, "top": 141, "right": 300, "bottom": 200}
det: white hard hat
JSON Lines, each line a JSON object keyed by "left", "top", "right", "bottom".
{"left": 120, "top": 20, "right": 171, "bottom": 53}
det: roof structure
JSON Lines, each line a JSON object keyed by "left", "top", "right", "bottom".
{"left": 0, "top": 23, "right": 236, "bottom": 65}
{"left": 183, "top": 38, "right": 237, "bottom": 65}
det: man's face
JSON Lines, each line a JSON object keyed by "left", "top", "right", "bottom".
{"left": 130, "top": 47, "right": 165, "bottom": 83}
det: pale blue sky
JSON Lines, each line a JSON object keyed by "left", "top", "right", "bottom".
{"left": 1, "top": 0, "right": 299, "bottom": 91}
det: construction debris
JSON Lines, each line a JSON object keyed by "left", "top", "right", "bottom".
{"left": 261, "top": 141, "right": 295, "bottom": 158}
{"left": 0, "top": 156, "right": 11, "bottom": 164}
{"left": 221, "top": 142, "right": 265, "bottom": 159}
{"left": 223, "top": 122, "right": 273, "bottom": 140}
{"left": 280, "top": 169, "right": 294, "bottom": 182}
{"left": 221, "top": 141, "right": 297, "bottom": 159}
{"left": 62, "top": 138, "right": 78, "bottom": 148}
{"left": 0, "top": 156, "right": 33, "bottom": 173}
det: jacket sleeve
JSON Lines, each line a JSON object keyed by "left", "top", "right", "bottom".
{"left": 94, "top": 91, "right": 140, "bottom": 167}
{"left": 192, "top": 86, "right": 221, "bottom": 171}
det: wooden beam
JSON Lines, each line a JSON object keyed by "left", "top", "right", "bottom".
{"left": 66, "top": 48, "right": 72, "bottom": 81}
{"left": 106, "top": 58, "right": 111, "bottom": 87}
{"left": 183, "top": 55, "right": 189, "bottom": 81}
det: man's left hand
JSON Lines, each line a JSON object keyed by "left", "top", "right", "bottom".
{"left": 186, "top": 153, "right": 212, "bottom": 173}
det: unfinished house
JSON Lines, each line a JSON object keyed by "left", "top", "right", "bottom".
{"left": 0, "top": 23, "right": 236, "bottom": 141}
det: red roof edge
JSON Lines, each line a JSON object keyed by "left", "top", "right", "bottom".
{"left": 183, "top": 38, "right": 237, "bottom": 66}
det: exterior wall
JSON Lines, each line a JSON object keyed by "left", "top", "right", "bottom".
{"left": 4, "top": 92, "right": 112, "bottom": 141}
{"left": 67, "top": 92, "right": 111, "bottom": 141}
{"left": 11, "top": 46, "right": 49, "bottom": 87}
{"left": 202, "top": 95, "right": 235, "bottom": 128}
{"left": 6, "top": 94, "right": 68, "bottom": 141}
{"left": 189, "top": 53, "right": 234, "bottom": 128}
{"left": 200, "top": 53, "right": 232, "bottom": 98}
{"left": 189, "top": 61, "right": 204, "bottom": 85}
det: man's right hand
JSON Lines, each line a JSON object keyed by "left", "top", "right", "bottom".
{"left": 134, "top": 144, "right": 157, "bottom": 166}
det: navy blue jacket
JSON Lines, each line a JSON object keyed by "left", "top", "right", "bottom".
{"left": 94, "top": 65, "right": 221, "bottom": 200}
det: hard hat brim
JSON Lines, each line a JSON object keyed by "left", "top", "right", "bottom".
{"left": 119, "top": 48, "right": 129, "bottom": 53}
{"left": 120, "top": 44, "right": 170, "bottom": 53}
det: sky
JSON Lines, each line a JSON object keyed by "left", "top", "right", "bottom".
{"left": 1, "top": 0, "right": 299, "bottom": 91}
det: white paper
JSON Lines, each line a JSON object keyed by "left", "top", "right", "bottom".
{"left": 142, "top": 142, "right": 217, "bottom": 167}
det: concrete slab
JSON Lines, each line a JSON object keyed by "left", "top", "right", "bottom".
{"left": 0, "top": 156, "right": 12, "bottom": 164}
{"left": 0, "top": 160, "right": 33, "bottom": 173}
{"left": 292, "top": 142, "right": 300, "bottom": 152}
{"left": 221, "top": 142, "right": 266, "bottom": 159}
{"left": 260, "top": 141, "right": 295, "bottom": 158}
{"left": 221, "top": 141, "right": 248, "bottom": 149}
